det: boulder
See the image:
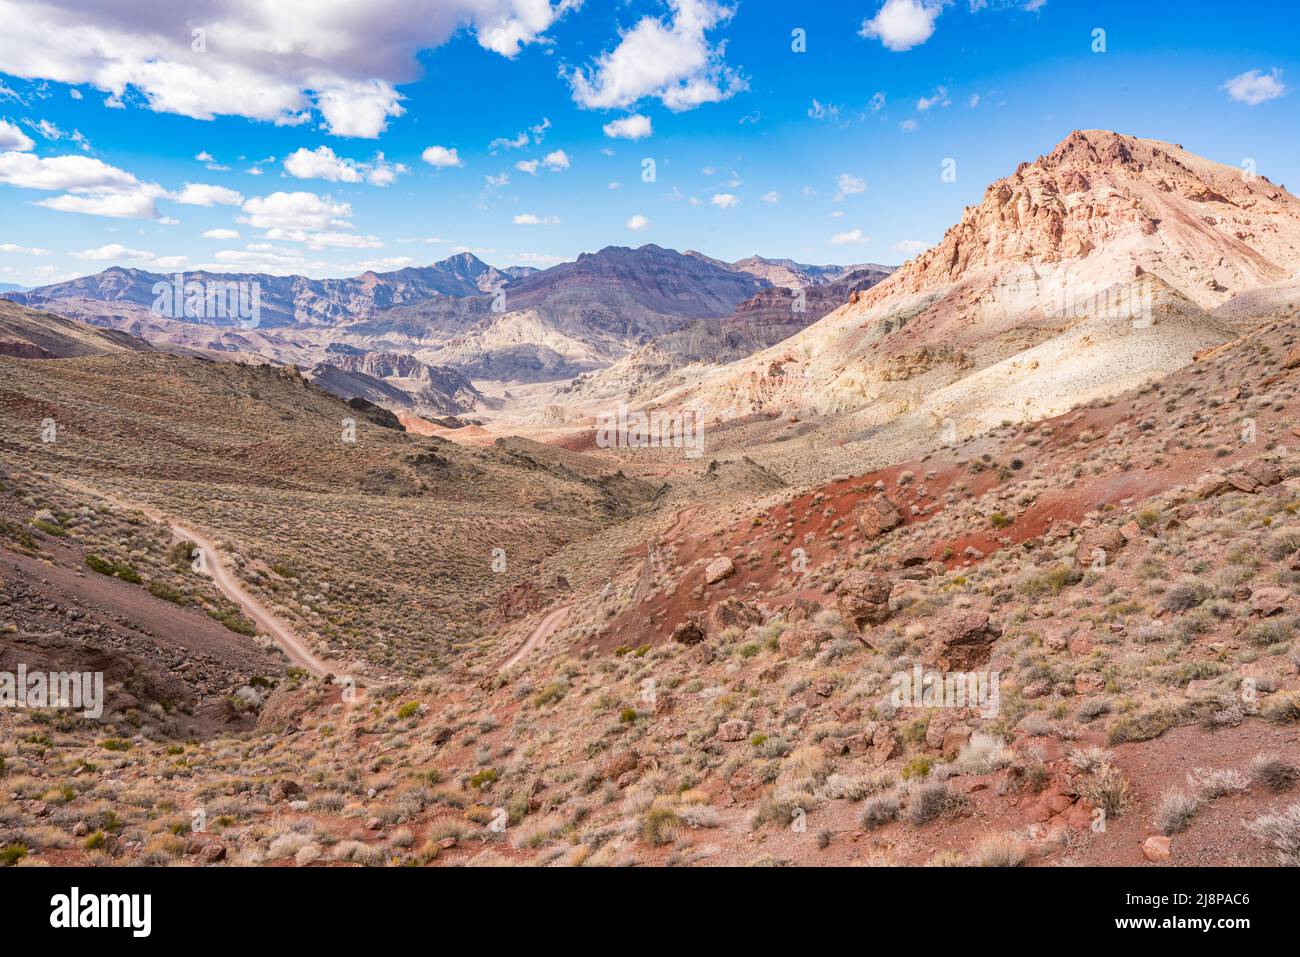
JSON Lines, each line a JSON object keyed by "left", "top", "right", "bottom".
{"left": 704, "top": 556, "right": 735, "bottom": 585}
{"left": 600, "top": 749, "right": 641, "bottom": 782}
{"left": 924, "top": 613, "right": 1002, "bottom": 671}
{"left": 1250, "top": 587, "right": 1289, "bottom": 618}
{"left": 1142, "top": 835, "right": 1171, "bottom": 862}
{"left": 268, "top": 779, "right": 303, "bottom": 802}
{"left": 1078, "top": 526, "right": 1126, "bottom": 566}
{"left": 671, "top": 619, "right": 705, "bottom": 644}
{"left": 836, "top": 571, "right": 893, "bottom": 630}
{"left": 858, "top": 495, "right": 903, "bottom": 536}
{"left": 717, "top": 719, "right": 752, "bottom": 742}
{"left": 707, "top": 597, "right": 762, "bottom": 635}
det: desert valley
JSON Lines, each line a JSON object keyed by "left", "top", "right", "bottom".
{"left": 3, "top": 125, "right": 1300, "bottom": 875}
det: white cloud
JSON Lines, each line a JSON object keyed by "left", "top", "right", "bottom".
{"left": 0, "top": 150, "right": 166, "bottom": 219}
{"left": 541, "top": 149, "right": 570, "bottom": 171}
{"left": 626, "top": 214, "right": 650, "bottom": 230}
{"left": 917, "top": 86, "right": 950, "bottom": 110}
{"left": 489, "top": 118, "right": 549, "bottom": 151}
{"left": 869, "top": 91, "right": 887, "bottom": 112}
{"left": 515, "top": 159, "right": 540, "bottom": 175}
{"left": 485, "top": 171, "right": 509, "bottom": 188}
{"left": 239, "top": 191, "right": 353, "bottom": 231}
{"left": 834, "top": 173, "right": 866, "bottom": 202}
{"left": 202, "top": 247, "right": 330, "bottom": 275}
{"left": 831, "top": 229, "right": 869, "bottom": 245}
{"left": 860, "top": 0, "right": 943, "bottom": 52}
{"left": 0, "top": 242, "right": 49, "bottom": 254}
{"left": 513, "top": 213, "right": 559, "bottom": 225}
{"left": 0, "top": 1, "right": 580, "bottom": 137}
{"left": 0, "top": 151, "right": 138, "bottom": 192}
{"left": 72, "top": 242, "right": 152, "bottom": 261}
{"left": 710, "top": 193, "right": 739, "bottom": 209}
{"left": 23, "top": 118, "right": 90, "bottom": 150}
{"left": 202, "top": 228, "right": 241, "bottom": 240}
{"left": 37, "top": 189, "right": 163, "bottom": 218}
{"left": 603, "top": 114, "right": 652, "bottom": 139}
{"left": 967, "top": 93, "right": 980, "bottom": 108}
{"left": 421, "top": 145, "right": 463, "bottom": 168}
{"left": 284, "top": 146, "right": 405, "bottom": 186}
{"left": 894, "top": 239, "right": 931, "bottom": 254}
{"left": 808, "top": 98, "right": 840, "bottom": 121}
{"left": 349, "top": 256, "right": 417, "bottom": 272}
{"left": 0, "top": 119, "right": 33, "bottom": 151}
{"left": 761, "top": 191, "right": 779, "bottom": 204}
{"left": 263, "top": 228, "right": 382, "bottom": 249}
{"left": 1223, "top": 68, "right": 1286, "bottom": 106}
{"left": 899, "top": 118, "right": 918, "bottom": 132}
{"left": 173, "top": 182, "right": 244, "bottom": 206}
{"left": 568, "top": 0, "right": 746, "bottom": 112}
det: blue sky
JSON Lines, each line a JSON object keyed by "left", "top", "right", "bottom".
{"left": 0, "top": 0, "right": 1294, "bottom": 287}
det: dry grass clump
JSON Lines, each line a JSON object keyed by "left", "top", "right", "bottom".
{"left": 1246, "top": 803, "right": 1300, "bottom": 865}
{"left": 967, "top": 832, "right": 1028, "bottom": 866}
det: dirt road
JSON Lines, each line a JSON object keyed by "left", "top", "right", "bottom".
{"left": 60, "top": 479, "right": 337, "bottom": 679}
{"left": 499, "top": 604, "right": 570, "bottom": 672}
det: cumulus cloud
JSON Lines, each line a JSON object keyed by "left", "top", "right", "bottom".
{"left": 1223, "top": 68, "right": 1286, "bottom": 106}
{"left": 541, "top": 149, "right": 570, "bottom": 171}
{"left": 202, "top": 228, "right": 241, "bottom": 240}
{"left": 831, "top": 228, "right": 869, "bottom": 245}
{"left": 0, "top": 151, "right": 138, "bottom": 192}
{"left": 710, "top": 193, "right": 739, "bottom": 209}
{"left": 0, "top": 242, "right": 49, "bottom": 254}
{"left": 0, "top": 0, "right": 581, "bottom": 137}
{"left": 239, "top": 191, "right": 353, "bottom": 232}
{"left": 626, "top": 214, "right": 650, "bottom": 230}
{"left": 283, "top": 146, "right": 406, "bottom": 186}
{"left": 567, "top": 0, "right": 746, "bottom": 112}
{"left": 834, "top": 173, "right": 866, "bottom": 202}
{"left": 72, "top": 242, "right": 152, "bottom": 261}
{"left": 602, "top": 114, "right": 652, "bottom": 139}
{"left": 422, "top": 145, "right": 463, "bottom": 168}
{"left": 860, "top": 0, "right": 944, "bottom": 52}
{"left": 0, "top": 118, "right": 35, "bottom": 151}
{"left": 173, "top": 183, "right": 244, "bottom": 206}
{"left": 513, "top": 213, "right": 559, "bottom": 225}
{"left": 761, "top": 191, "right": 779, "bottom": 204}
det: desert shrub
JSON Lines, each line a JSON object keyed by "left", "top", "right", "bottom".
{"left": 1160, "top": 578, "right": 1210, "bottom": 612}
{"left": 1155, "top": 790, "right": 1201, "bottom": 835}
{"left": 1246, "top": 803, "right": 1300, "bottom": 865}
{"left": 1186, "top": 767, "right": 1250, "bottom": 801}
{"left": 1082, "top": 763, "right": 1134, "bottom": 819}
{"left": 860, "top": 793, "right": 900, "bottom": 830}
{"left": 950, "top": 733, "right": 1013, "bottom": 776}
{"left": 968, "top": 832, "right": 1027, "bottom": 867}
{"left": 1248, "top": 753, "right": 1300, "bottom": 792}
{"left": 906, "top": 781, "right": 962, "bottom": 825}
{"left": 641, "top": 800, "right": 680, "bottom": 846}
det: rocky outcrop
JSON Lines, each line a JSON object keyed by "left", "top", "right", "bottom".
{"left": 924, "top": 613, "right": 1003, "bottom": 671}
{"left": 836, "top": 572, "right": 893, "bottom": 629}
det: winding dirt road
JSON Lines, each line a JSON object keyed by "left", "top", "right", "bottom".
{"left": 60, "top": 479, "right": 335, "bottom": 679}
{"left": 498, "top": 604, "right": 570, "bottom": 672}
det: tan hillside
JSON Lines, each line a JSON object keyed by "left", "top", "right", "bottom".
{"left": 660, "top": 132, "right": 1300, "bottom": 445}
